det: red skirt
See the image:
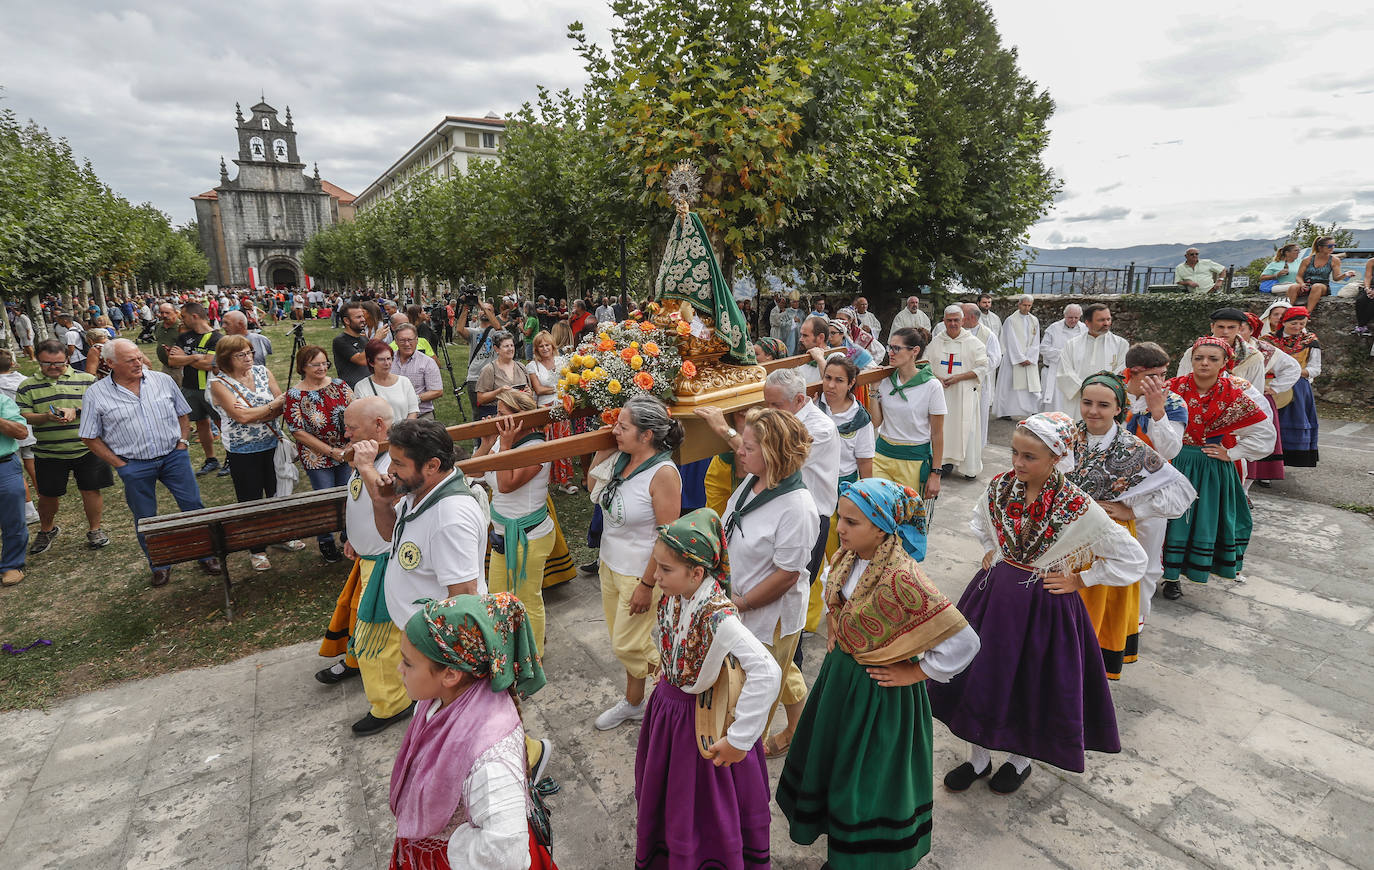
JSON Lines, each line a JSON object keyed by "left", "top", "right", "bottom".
{"left": 391, "top": 826, "right": 558, "bottom": 870}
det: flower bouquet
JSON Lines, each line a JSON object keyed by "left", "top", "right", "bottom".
{"left": 555, "top": 320, "right": 690, "bottom": 425}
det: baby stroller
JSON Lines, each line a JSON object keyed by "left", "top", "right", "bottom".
{"left": 136, "top": 318, "right": 157, "bottom": 343}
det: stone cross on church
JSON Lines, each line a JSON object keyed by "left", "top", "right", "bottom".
{"left": 191, "top": 98, "right": 355, "bottom": 290}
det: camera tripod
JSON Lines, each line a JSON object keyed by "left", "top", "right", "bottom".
{"left": 283, "top": 321, "right": 306, "bottom": 389}
{"left": 433, "top": 333, "right": 469, "bottom": 422}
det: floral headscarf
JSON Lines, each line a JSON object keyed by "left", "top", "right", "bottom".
{"left": 1190, "top": 335, "right": 1235, "bottom": 371}
{"left": 657, "top": 508, "right": 731, "bottom": 593}
{"left": 755, "top": 336, "right": 787, "bottom": 360}
{"left": 1079, "top": 371, "right": 1128, "bottom": 423}
{"left": 404, "top": 593, "right": 546, "bottom": 696}
{"left": 839, "top": 478, "right": 928, "bottom": 560}
{"left": 1017, "top": 411, "right": 1078, "bottom": 473}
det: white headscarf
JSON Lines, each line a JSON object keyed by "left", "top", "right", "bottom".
{"left": 1017, "top": 411, "right": 1077, "bottom": 473}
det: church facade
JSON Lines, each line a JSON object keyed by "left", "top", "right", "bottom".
{"left": 192, "top": 99, "right": 354, "bottom": 289}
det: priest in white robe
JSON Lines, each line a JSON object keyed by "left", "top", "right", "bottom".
{"left": 923, "top": 305, "right": 988, "bottom": 478}
{"left": 1055, "top": 303, "right": 1129, "bottom": 419}
{"left": 994, "top": 295, "right": 1042, "bottom": 419}
{"left": 976, "top": 293, "right": 1002, "bottom": 337}
{"left": 890, "top": 294, "right": 932, "bottom": 335}
{"left": 1039, "top": 303, "right": 1086, "bottom": 410}
{"left": 962, "top": 303, "right": 1000, "bottom": 446}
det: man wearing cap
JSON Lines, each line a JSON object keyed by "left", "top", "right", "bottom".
{"left": 923, "top": 305, "right": 989, "bottom": 478}
{"left": 1175, "top": 307, "right": 1266, "bottom": 387}
{"left": 1175, "top": 248, "right": 1227, "bottom": 292}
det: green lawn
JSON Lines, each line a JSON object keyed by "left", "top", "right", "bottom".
{"left": 0, "top": 317, "right": 597, "bottom": 711}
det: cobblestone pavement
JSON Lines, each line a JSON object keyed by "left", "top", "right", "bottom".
{"left": 2, "top": 440, "right": 1372, "bottom": 869}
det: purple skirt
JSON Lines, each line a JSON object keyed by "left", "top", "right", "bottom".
{"left": 1248, "top": 393, "right": 1285, "bottom": 481}
{"left": 927, "top": 561, "right": 1120, "bottom": 772}
{"left": 634, "top": 681, "right": 772, "bottom": 869}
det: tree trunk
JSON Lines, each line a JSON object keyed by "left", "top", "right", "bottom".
{"left": 27, "top": 292, "right": 49, "bottom": 342}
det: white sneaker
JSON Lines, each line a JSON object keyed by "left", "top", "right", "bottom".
{"left": 250, "top": 553, "right": 272, "bottom": 572}
{"left": 24, "top": 502, "right": 39, "bottom": 524}
{"left": 1232, "top": 573, "right": 1247, "bottom": 584}
{"left": 594, "top": 697, "right": 646, "bottom": 730}
{"left": 272, "top": 539, "right": 306, "bottom": 552}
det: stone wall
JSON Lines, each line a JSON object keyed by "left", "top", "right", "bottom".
{"left": 982, "top": 293, "right": 1373, "bottom": 408}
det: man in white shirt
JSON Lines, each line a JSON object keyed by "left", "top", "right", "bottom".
{"left": 962, "top": 303, "right": 1000, "bottom": 446}
{"left": 994, "top": 295, "right": 1042, "bottom": 419}
{"left": 1039, "top": 303, "right": 1086, "bottom": 410}
{"left": 1056, "top": 303, "right": 1129, "bottom": 419}
{"left": 56, "top": 313, "right": 85, "bottom": 368}
{"left": 852, "top": 296, "right": 883, "bottom": 340}
{"left": 976, "top": 293, "right": 1002, "bottom": 336}
{"left": 890, "top": 294, "right": 931, "bottom": 334}
{"left": 348, "top": 418, "right": 486, "bottom": 736}
{"left": 797, "top": 315, "right": 832, "bottom": 385}
{"left": 1175, "top": 248, "right": 1227, "bottom": 292}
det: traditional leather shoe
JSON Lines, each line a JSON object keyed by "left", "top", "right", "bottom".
{"left": 989, "top": 762, "right": 1032, "bottom": 794}
{"left": 1161, "top": 580, "right": 1183, "bottom": 600}
{"left": 199, "top": 557, "right": 222, "bottom": 575}
{"left": 315, "top": 659, "right": 361, "bottom": 685}
{"left": 352, "top": 702, "right": 416, "bottom": 736}
{"left": 150, "top": 567, "right": 171, "bottom": 587}
{"left": 943, "top": 761, "right": 991, "bottom": 792}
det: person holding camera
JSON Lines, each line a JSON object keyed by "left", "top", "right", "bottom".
{"left": 453, "top": 299, "right": 508, "bottom": 418}
{"left": 332, "top": 301, "right": 371, "bottom": 388}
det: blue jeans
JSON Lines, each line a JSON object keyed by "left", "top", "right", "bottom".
{"left": 0, "top": 457, "right": 28, "bottom": 572}
{"left": 116, "top": 449, "right": 207, "bottom": 570}
{"left": 306, "top": 464, "right": 350, "bottom": 547}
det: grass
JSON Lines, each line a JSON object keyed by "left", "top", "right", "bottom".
{"left": 0, "top": 317, "right": 600, "bottom": 711}
{"left": 1335, "top": 503, "right": 1374, "bottom": 516}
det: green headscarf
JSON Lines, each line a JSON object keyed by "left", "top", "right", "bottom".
{"left": 404, "top": 593, "right": 546, "bottom": 696}
{"left": 657, "top": 507, "right": 731, "bottom": 593}
{"left": 1080, "top": 370, "right": 1128, "bottom": 423}
{"left": 655, "top": 210, "right": 757, "bottom": 365}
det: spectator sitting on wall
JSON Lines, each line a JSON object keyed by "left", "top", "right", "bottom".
{"left": 1175, "top": 248, "right": 1227, "bottom": 292}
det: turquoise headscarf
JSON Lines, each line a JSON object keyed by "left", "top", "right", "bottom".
{"left": 838, "top": 478, "right": 928, "bottom": 561}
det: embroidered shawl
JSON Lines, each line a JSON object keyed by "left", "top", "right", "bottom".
{"left": 826, "top": 534, "right": 967, "bottom": 666}
{"left": 1068, "top": 422, "right": 1179, "bottom": 506}
{"left": 655, "top": 579, "right": 744, "bottom": 690}
{"left": 1270, "top": 330, "right": 1319, "bottom": 364}
{"left": 1167, "top": 373, "right": 1268, "bottom": 447}
{"left": 982, "top": 470, "right": 1095, "bottom": 566}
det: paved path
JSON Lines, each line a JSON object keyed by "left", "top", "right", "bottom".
{"left": 3, "top": 441, "right": 1373, "bottom": 869}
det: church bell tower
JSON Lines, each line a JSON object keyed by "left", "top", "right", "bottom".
{"left": 235, "top": 98, "right": 301, "bottom": 166}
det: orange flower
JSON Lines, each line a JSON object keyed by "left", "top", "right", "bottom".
{"left": 561, "top": 395, "right": 574, "bottom": 413}
{"left": 639, "top": 321, "right": 656, "bottom": 333}
{"left": 681, "top": 360, "right": 697, "bottom": 378}
{"left": 643, "top": 341, "right": 660, "bottom": 357}
{"left": 622, "top": 320, "right": 637, "bottom": 330}
{"left": 676, "top": 321, "right": 691, "bottom": 336}
{"left": 633, "top": 371, "right": 655, "bottom": 390}
{"left": 620, "top": 346, "right": 637, "bottom": 362}
{"left": 600, "top": 408, "right": 621, "bottom": 426}
{"left": 598, "top": 339, "right": 615, "bottom": 352}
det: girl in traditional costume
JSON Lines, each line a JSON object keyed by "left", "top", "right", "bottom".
{"left": 634, "top": 509, "right": 781, "bottom": 870}
{"left": 721, "top": 407, "right": 820, "bottom": 757}
{"left": 1160, "top": 338, "right": 1275, "bottom": 599}
{"left": 1239, "top": 313, "right": 1301, "bottom": 488}
{"left": 391, "top": 593, "right": 557, "bottom": 870}
{"left": 1269, "top": 306, "right": 1321, "bottom": 468}
{"left": 868, "top": 327, "right": 944, "bottom": 503}
{"left": 928, "top": 412, "right": 1146, "bottom": 793}
{"left": 777, "top": 479, "right": 978, "bottom": 868}
{"left": 1071, "top": 373, "right": 1196, "bottom": 679}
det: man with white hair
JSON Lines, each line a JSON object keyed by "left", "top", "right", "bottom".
{"left": 852, "top": 296, "right": 883, "bottom": 340}
{"left": 890, "top": 294, "right": 932, "bottom": 334}
{"left": 1056, "top": 303, "right": 1129, "bottom": 419}
{"left": 923, "top": 305, "right": 988, "bottom": 478}
{"left": 994, "top": 295, "right": 1042, "bottom": 418}
{"left": 962, "top": 303, "right": 1000, "bottom": 446}
{"left": 1039, "top": 303, "right": 1087, "bottom": 410}
{"left": 221, "top": 310, "right": 271, "bottom": 366}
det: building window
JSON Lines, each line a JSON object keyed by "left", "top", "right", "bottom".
{"left": 465, "top": 132, "right": 479, "bottom": 148}
{"left": 482, "top": 132, "right": 497, "bottom": 149}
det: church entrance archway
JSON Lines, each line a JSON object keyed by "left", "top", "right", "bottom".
{"left": 260, "top": 257, "right": 301, "bottom": 289}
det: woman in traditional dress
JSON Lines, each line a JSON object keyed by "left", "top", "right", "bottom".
{"left": 1071, "top": 373, "right": 1195, "bottom": 679}
{"left": 634, "top": 509, "right": 781, "bottom": 869}
{"left": 589, "top": 395, "right": 684, "bottom": 731}
{"left": 778, "top": 479, "right": 978, "bottom": 869}
{"left": 1239, "top": 313, "right": 1301, "bottom": 489}
{"left": 721, "top": 407, "right": 820, "bottom": 757}
{"left": 868, "top": 327, "right": 944, "bottom": 504}
{"left": 1159, "top": 338, "right": 1275, "bottom": 599}
{"left": 391, "top": 594, "right": 556, "bottom": 870}
{"left": 928, "top": 412, "right": 1146, "bottom": 793}
{"left": 1269, "top": 306, "right": 1321, "bottom": 468}
{"left": 752, "top": 336, "right": 787, "bottom": 362}
{"left": 1259, "top": 298, "right": 1292, "bottom": 339}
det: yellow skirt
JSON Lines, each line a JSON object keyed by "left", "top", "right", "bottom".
{"left": 1078, "top": 517, "right": 1141, "bottom": 680}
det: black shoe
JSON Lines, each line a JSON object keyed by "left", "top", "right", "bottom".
{"left": 352, "top": 701, "right": 416, "bottom": 736}
{"left": 315, "top": 659, "right": 360, "bottom": 685}
{"left": 216, "top": 458, "right": 233, "bottom": 477}
{"left": 941, "top": 463, "right": 954, "bottom": 476}
{"left": 196, "top": 458, "right": 220, "bottom": 476}
{"left": 578, "top": 560, "right": 599, "bottom": 574}
{"left": 150, "top": 567, "right": 171, "bottom": 588}
{"left": 943, "top": 761, "right": 991, "bottom": 792}
{"left": 989, "top": 762, "right": 1031, "bottom": 794}
{"left": 1255, "top": 480, "right": 1271, "bottom": 488}
{"left": 320, "top": 541, "right": 343, "bottom": 563}
{"left": 1161, "top": 580, "right": 1183, "bottom": 600}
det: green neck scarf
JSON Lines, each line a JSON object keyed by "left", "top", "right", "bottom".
{"left": 817, "top": 395, "right": 872, "bottom": 435}
{"left": 723, "top": 470, "right": 806, "bottom": 540}
{"left": 391, "top": 470, "right": 475, "bottom": 559}
{"left": 887, "top": 363, "right": 935, "bottom": 401}
{"left": 599, "top": 450, "right": 673, "bottom": 511}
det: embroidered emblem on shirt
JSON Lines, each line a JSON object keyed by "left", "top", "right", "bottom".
{"left": 397, "top": 541, "right": 422, "bottom": 570}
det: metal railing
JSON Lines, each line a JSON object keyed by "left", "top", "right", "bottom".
{"left": 1013, "top": 263, "right": 1197, "bottom": 295}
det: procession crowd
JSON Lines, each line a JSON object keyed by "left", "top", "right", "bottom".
{"left": 0, "top": 281, "right": 1333, "bottom": 869}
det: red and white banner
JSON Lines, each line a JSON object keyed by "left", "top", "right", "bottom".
{"left": 304, "top": 274, "right": 314, "bottom": 289}
{"left": 247, "top": 266, "right": 259, "bottom": 290}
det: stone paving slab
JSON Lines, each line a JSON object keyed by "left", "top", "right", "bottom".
{"left": 1, "top": 452, "right": 1371, "bottom": 869}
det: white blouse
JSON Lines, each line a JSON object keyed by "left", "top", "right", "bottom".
{"left": 875, "top": 376, "right": 947, "bottom": 445}
{"left": 724, "top": 483, "right": 820, "bottom": 641}
{"left": 355, "top": 375, "right": 419, "bottom": 422}
{"left": 483, "top": 440, "right": 553, "bottom": 540}
{"left": 822, "top": 399, "right": 876, "bottom": 477}
{"left": 969, "top": 504, "right": 1148, "bottom": 589}
{"left": 439, "top": 724, "right": 531, "bottom": 870}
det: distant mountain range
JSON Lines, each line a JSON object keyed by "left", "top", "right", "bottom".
{"left": 1030, "top": 229, "right": 1374, "bottom": 269}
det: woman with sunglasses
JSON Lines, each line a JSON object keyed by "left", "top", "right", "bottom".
{"left": 868, "top": 327, "right": 944, "bottom": 505}
{"left": 1294, "top": 236, "right": 1355, "bottom": 313}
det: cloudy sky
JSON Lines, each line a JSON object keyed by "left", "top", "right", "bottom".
{"left": 3, "top": 0, "right": 1372, "bottom": 251}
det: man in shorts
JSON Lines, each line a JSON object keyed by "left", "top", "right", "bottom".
{"left": 164, "top": 302, "right": 223, "bottom": 475}
{"left": 15, "top": 339, "right": 112, "bottom": 554}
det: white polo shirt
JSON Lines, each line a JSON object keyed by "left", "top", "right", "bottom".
{"left": 794, "top": 399, "right": 840, "bottom": 516}
{"left": 384, "top": 470, "right": 486, "bottom": 630}
{"left": 344, "top": 452, "right": 392, "bottom": 558}
{"left": 723, "top": 483, "right": 819, "bottom": 642}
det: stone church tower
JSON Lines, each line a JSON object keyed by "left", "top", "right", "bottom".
{"left": 192, "top": 99, "right": 355, "bottom": 289}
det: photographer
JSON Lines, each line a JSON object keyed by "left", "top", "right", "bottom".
{"left": 332, "top": 301, "right": 371, "bottom": 388}
{"left": 453, "top": 299, "right": 508, "bottom": 419}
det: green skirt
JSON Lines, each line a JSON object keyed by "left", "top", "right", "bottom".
{"left": 776, "top": 648, "right": 935, "bottom": 869}
{"left": 1163, "top": 444, "right": 1252, "bottom": 582}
